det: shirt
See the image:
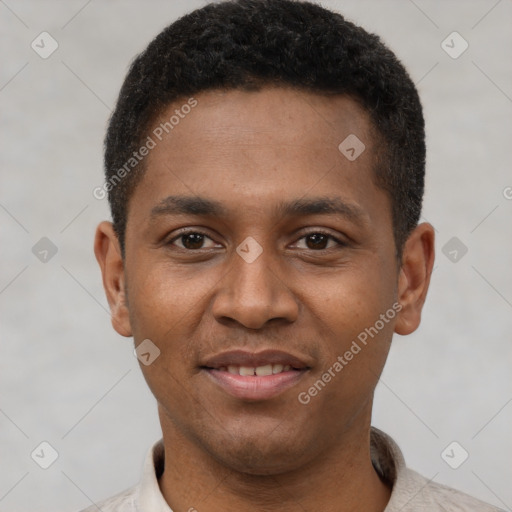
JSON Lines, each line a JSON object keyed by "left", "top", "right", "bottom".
{"left": 78, "top": 427, "right": 503, "bottom": 511}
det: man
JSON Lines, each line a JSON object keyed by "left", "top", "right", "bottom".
{"left": 88, "top": 0, "right": 502, "bottom": 510}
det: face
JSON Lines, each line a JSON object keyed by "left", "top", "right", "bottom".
{"left": 95, "top": 87, "right": 434, "bottom": 475}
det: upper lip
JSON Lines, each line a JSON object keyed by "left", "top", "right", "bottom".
{"left": 201, "top": 349, "right": 310, "bottom": 370}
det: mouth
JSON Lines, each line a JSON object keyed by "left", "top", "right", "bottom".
{"left": 208, "top": 363, "right": 298, "bottom": 376}
{"left": 200, "top": 349, "right": 311, "bottom": 401}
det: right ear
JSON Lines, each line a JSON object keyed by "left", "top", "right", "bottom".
{"left": 94, "top": 221, "right": 132, "bottom": 337}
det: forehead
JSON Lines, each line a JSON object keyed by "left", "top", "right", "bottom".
{"left": 150, "top": 87, "right": 373, "bottom": 159}
{"left": 127, "top": 87, "right": 388, "bottom": 228}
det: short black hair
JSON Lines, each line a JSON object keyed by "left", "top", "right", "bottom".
{"left": 104, "top": 0, "right": 425, "bottom": 257}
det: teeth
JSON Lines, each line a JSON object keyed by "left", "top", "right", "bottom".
{"left": 255, "top": 364, "right": 273, "bottom": 376}
{"left": 239, "top": 366, "right": 255, "bottom": 376}
{"left": 217, "top": 364, "right": 295, "bottom": 376}
{"left": 272, "top": 364, "right": 284, "bottom": 374}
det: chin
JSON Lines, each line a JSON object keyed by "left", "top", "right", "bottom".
{"left": 203, "top": 428, "right": 314, "bottom": 476}
{"left": 215, "top": 448, "right": 303, "bottom": 476}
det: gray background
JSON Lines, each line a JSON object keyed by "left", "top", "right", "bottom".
{"left": 1, "top": 0, "right": 511, "bottom": 510}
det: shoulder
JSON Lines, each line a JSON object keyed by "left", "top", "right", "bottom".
{"left": 397, "top": 466, "right": 504, "bottom": 512}
{"left": 76, "top": 485, "right": 138, "bottom": 512}
{"left": 425, "top": 475, "right": 504, "bottom": 512}
{"left": 370, "top": 428, "right": 503, "bottom": 512}
{"left": 75, "top": 438, "right": 167, "bottom": 512}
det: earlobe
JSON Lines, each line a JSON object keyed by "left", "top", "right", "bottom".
{"left": 94, "top": 221, "right": 133, "bottom": 337}
{"left": 394, "top": 223, "right": 435, "bottom": 336}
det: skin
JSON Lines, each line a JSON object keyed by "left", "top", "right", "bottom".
{"left": 95, "top": 87, "right": 435, "bottom": 512}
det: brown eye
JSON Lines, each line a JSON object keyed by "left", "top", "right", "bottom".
{"left": 304, "top": 233, "right": 329, "bottom": 250}
{"left": 180, "top": 233, "right": 206, "bottom": 249}
{"left": 295, "top": 231, "right": 345, "bottom": 251}
{"left": 169, "top": 231, "right": 219, "bottom": 250}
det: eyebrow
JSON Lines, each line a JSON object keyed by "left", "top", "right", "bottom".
{"left": 150, "top": 195, "right": 368, "bottom": 225}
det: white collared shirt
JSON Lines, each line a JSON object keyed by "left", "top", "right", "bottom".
{"left": 78, "top": 427, "right": 503, "bottom": 511}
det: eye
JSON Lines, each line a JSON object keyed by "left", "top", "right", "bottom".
{"left": 167, "top": 229, "right": 346, "bottom": 251}
{"left": 169, "top": 231, "right": 220, "bottom": 250}
{"left": 294, "top": 231, "right": 346, "bottom": 250}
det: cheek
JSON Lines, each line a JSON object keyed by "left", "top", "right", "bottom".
{"left": 127, "top": 265, "right": 203, "bottom": 417}
{"left": 126, "top": 260, "right": 211, "bottom": 340}
{"left": 304, "top": 259, "right": 397, "bottom": 389}
{"left": 125, "top": 261, "right": 219, "bottom": 398}
{"left": 311, "top": 262, "right": 396, "bottom": 337}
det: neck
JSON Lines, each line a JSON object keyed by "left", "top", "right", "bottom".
{"left": 157, "top": 408, "right": 391, "bottom": 512}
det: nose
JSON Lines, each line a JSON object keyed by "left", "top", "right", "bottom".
{"left": 211, "top": 242, "right": 299, "bottom": 330}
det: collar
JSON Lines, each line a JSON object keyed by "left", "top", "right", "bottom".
{"left": 135, "top": 427, "right": 417, "bottom": 511}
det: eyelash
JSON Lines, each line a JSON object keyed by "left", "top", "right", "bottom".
{"left": 167, "top": 229, "right": 347, "bottom": 251}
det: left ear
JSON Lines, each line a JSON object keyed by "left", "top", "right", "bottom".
{"left": 394, "top": 222, "right": 435, "bottom": 335}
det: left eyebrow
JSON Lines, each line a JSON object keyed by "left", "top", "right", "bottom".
{"left": 275, "top": 197, "right": 368, "bottom": 227}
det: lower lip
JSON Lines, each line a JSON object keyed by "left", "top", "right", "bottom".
{"left": 203, "top": 368, "right": 308, "bottom": 401}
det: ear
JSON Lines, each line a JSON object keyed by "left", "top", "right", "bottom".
{"left": 94, "top": 221, "right": 132, "bottom": 337}
{"left": 394, "top": 222, "right": 435, "bottom": 336}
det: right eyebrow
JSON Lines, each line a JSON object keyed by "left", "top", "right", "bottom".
{"left": 150, "top": 195, "right": 228, "bottom": 219}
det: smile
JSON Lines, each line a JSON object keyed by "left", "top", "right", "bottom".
{"left": 216, "top": 363, "right": 294, "bottom": 376}
{"left": 200, "top": 349, "right": 311, "bottom": 401}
